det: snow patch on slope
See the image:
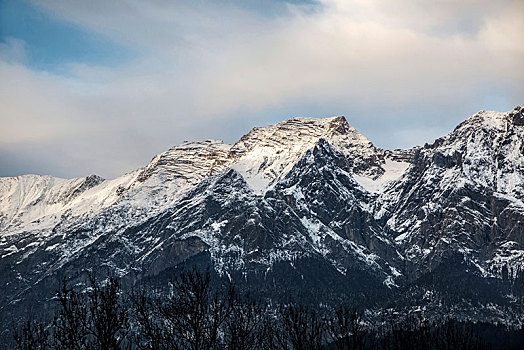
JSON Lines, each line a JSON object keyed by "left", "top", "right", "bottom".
{"left": 353, "top": 158, "right": 410, "bottom": 193}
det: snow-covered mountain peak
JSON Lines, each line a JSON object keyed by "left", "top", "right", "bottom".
{"left": 230, "top": 116, "right": 347, "bottom": 156}
{"left": 379, "top": 107, "right": 524, "bottom": 279}
{"left": 136, "top": 140, "right": 232, "bottom": 184}
{"left": 0, "top": 174, "right": 105, "bottom": 233}
{"left": 229, "top": 116, "right": 386, "bottom": 193}
{"left": 230, "top": 115, "right": 372, "bottom": 156}
{"left": 416, "top": 108, "right": 523, "bottom": 183}
{"left": 105, "top": 139, "right": 236, "bottom": 218}
{"left": 475, "top": 109, "right": 508, "bottom": 130}
{"left": 444, "top": 106, "right": 523, "bottom": 142}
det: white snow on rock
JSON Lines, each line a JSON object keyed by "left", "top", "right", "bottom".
{"left": 380, "top": 106, "right": 524, "bottom": 276}
{"left": 0, "top": 116, "right": 388, "bottom": 240}
{"left": 2, "top": 107, "right": 523, "bottom": 291}
{"left": 353, "top": 158, "right": 410, "bottom": 193}
{"left": 0, "top": 173, "right": 132, "bottom": 234}
{"left": 0, "top": 140, "right": 233, "bottom": 239}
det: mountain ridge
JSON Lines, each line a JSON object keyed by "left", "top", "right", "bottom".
{"left": 1, "top": 106, "right": 523, "bottom": 332}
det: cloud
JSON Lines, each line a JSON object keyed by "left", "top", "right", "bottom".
{"left": 1, "top": 0, "right": 523, "bottom": 178}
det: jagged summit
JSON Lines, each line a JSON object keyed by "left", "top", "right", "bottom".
{"left": 446, "top": 106, "right": 523, "bottom": 139}
{"left": 229, "top": 115, "right": 386, "bottom": 192}
{"left": 136, "top": 140, "right": 232, "bottom": 184}
{"left": 230, "top": 115, "right": 375, "bottom": 158}
{"left": 376, "top": 106, "right": 524, "bottom": 286}
{"left": 231, "top": 116, "right": 343, "bottom": 160}
{"left": 418, "top": 107, "right": 524, "bottom": 192}
{"left": 508, "top": 105, "right": 524, "bottom": 125}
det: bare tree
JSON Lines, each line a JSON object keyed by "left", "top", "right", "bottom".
{"left": 86, "top": 276, "right": 129, "bottom": 350}
{"left": 132, "top": 268, "right": 230, "bottom": 350}
{"left": 327, "top": 306, "right": 365, "bottom": 350}
{"left": 52, "top": 279, "right": 90, "bottom": 350}
{"left": 162, "top": 268, "right": 227, "bottom": 349}
{"left": 223, "top": 287, "right": 266, "bottom": 350}
{"left": 130, "top": 290, "right": 169, "bottom": 350}
{"left": 278, "top": 303, "right": 325, "bottom": 350}
{"left": 13, "top": 319, "right": 49, "bottom": 350}
{"left": 51, "top": 275, "right": 129, "bottom": 349}
{"left": 434, "top": 318, "right": 484, "bottom": 350}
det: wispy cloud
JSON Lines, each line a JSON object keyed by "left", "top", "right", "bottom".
{"left": 1, "top": 0, "right": 523, "bottom": 178}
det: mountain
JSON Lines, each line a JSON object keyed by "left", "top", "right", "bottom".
{"left": 1, "top": 106, "right": 523, "bottom": 333}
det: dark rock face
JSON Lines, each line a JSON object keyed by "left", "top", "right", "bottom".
{"left": 267, "top": 139, "right": 401, "bottom": 276}
{"left": 1, "top": 107, "right": 524, "bottom": 335}
{"left": 65, "top": 175, "right": 105, "bottom": 201}
{"left": 369, "top": 108, "right": 524, "bottom": 327}
{"left": 378, "top": 108, "right": 524, "bottom": 281}
{"left": 509, "top": 106, "right": 524, "bottom": 126}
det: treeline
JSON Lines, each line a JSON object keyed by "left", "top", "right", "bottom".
{"left": 11, "top": 269, "right": 506, "bottom": 349}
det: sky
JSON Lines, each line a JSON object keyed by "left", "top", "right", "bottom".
{"left": 0, "top": 0, "right": 523, "bottom": 179}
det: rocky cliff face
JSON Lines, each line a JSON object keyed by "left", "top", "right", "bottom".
{"left": 378, "top": 107, "right": 524, "bottom": 279}
{"left": 1, "top": 107, "right": 523, "bottom": 331}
